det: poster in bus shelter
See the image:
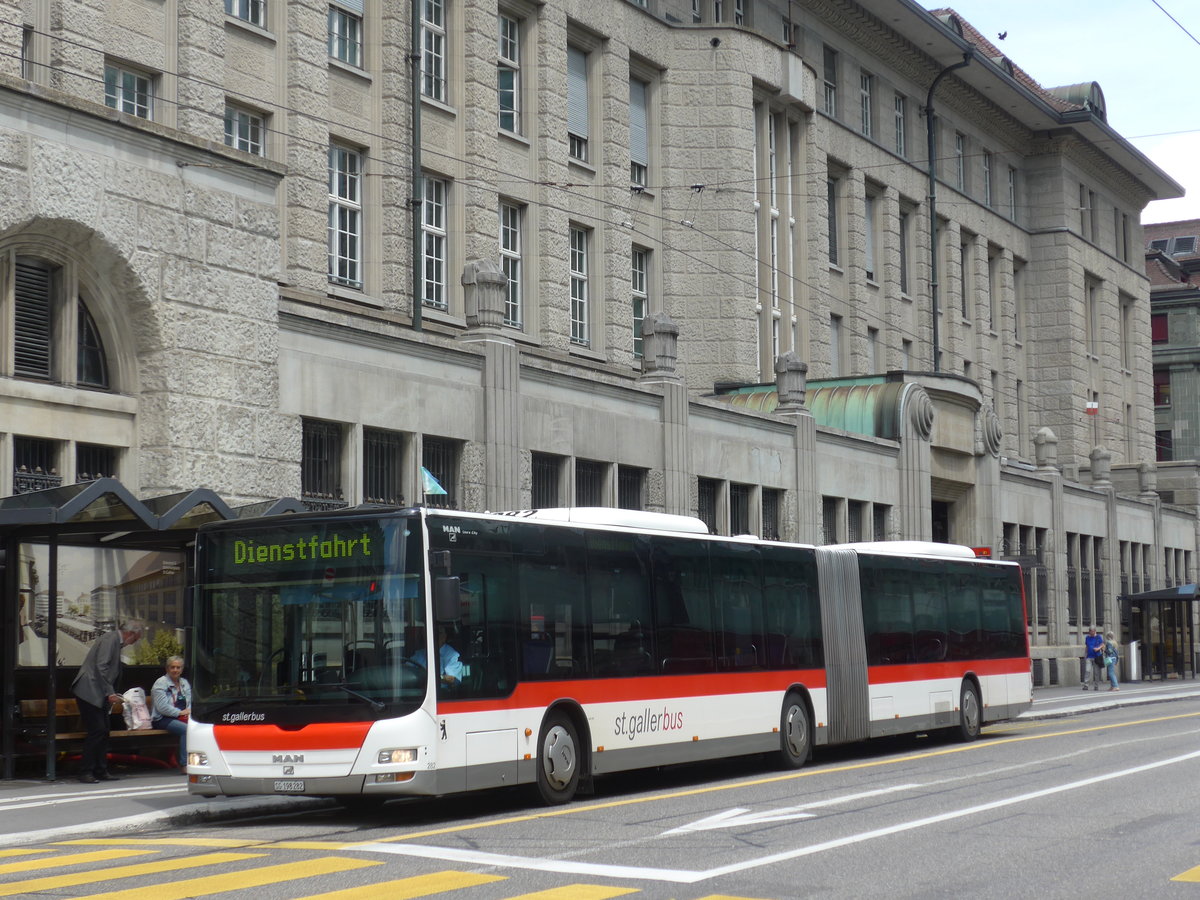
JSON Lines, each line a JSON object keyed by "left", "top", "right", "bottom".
{"left": 15, "top": 543, "right": 186, "bottom": 667}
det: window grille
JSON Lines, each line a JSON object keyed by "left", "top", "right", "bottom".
{"left": 697, "top": 478, "right": 718, "bottom": 534}
{"left": 14, "top": 437, "right": 60, "bottom": 493}
{"left": 532, "top": 453, "right": 560, "bottom": 507}
{"left": 301, "top": 419, "right": 345, "bottom": 509}
{"left": 822, "top": 496, "right": 838, "bottom": 545}
{"left": 872, "top": 504, "right": 889, "bottom": 541}
{"left": 77, "top": 444, "right": 117, "bottom": 482}
{"left": 618, "top": 466, "right": 645, "bottom": 511}
{"left": 730, "top": 483, "right": 751, "bottom": 535}
{"left": 363, "top": 428, "right": 404, "bottom": 504}
{"left": 575, "top": 459, "right": 604, "bottom": 506}
{"left": 762, "top": 489, "right": 781, "bottom": 541}
{"left": 847, "top": 500, "right": 864, "bottom": 542}
{"left": 422, "top": 437, "right": 457, "bottom": 508}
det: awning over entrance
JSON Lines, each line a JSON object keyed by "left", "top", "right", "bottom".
{"left": 1, "top": 479, "right": 305, "bottom": 780}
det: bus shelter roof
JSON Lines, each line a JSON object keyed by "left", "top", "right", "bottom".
{"left": 1121, "top": 584, "right": 1200, "bottom": 602}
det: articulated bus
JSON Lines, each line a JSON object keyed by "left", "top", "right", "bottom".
{"left": 186, "top": 506, "right": 1031, "bottom": 804}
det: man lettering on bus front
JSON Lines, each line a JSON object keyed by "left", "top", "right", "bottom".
{"left": 412, "top": 625, "right": 464, "bottom": 684}
{"left": 1082, "top": 626, "right": 1104, "bottom": 691}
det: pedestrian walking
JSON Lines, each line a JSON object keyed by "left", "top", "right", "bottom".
{"left": 1082, "top": 626, "right": 1104, "bottom": 691}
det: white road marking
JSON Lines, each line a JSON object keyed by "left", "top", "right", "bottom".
{"left": 0, "top": 785, "right": 186, "bottom": 809}
{"left": 660, "top": 783, "right": 921, "bottom": 835}
{"left": 353, "top": 749, "right": 1200, "bottom": 884}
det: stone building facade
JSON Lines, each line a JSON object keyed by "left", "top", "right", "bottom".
{"left": 1, "top": 0, "right": 1195, "bottom": 681}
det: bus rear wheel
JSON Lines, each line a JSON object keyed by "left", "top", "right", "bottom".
{"left": 956, "top": 682, "right": 981, "bottom": 742}
{"left": 778, "top": 693, "right": 810, "bottom": 769}
{"left": 536, "top": 711, "right": 581, "bottom": 804}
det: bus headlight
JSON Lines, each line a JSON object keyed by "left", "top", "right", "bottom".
{"left": 377, "top": 748, "right": 417, "bottom": 764}
{"left": 187, "top": 751, "right": 208, "bottom": 767}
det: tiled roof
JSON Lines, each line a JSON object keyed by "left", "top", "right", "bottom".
{"left": 1145, "top": 219, "right": 1200, "bottom": 290}
{"left": 928, "top": 8, "right": 1086, "bottom": 113}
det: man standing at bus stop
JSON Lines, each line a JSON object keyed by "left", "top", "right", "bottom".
{"left": 71, "top": 620, "right": 144, "bottom": 783}
{"left": 1082, "top": 626, "right": 1104, "bottom": 691}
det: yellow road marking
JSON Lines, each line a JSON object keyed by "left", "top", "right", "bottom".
{"left": 0, "top": 849, "right": 150, "bottom": 875}
{"left": 0, "top": 849, "right": 51, "bottom": 858}
{"left": 291, "top": 870, "right": 506, "bottom": 899}
{"left": 0, "top": 852, "right": 263, "bottom": 898}
{"left": 505, "top": 887, "right": 639, "bottom": 899}
{"left": 65, "top": 856, "right": 380, "bottom": 900}
{"left": 1172, "top": 864, "right": 1200, "bottom": 882}
{"left": 60, "top": 838, "right": 268, "bottom": 848}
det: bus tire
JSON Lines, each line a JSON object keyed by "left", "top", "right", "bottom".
{"left": 956, "top": 681, "right": 981, "bottom": 742}
{"left": 778, "top": 692, "right": 810, "bottom": 769}
{"left": 536, "top": 711, "right": 581, "bottom": 805}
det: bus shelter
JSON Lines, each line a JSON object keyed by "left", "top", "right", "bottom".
{"left": 1120, "top": 584, "right": 1200, "bottom": 682}
{"left": 0, "top": 478, "right": 304, "bottom": 780}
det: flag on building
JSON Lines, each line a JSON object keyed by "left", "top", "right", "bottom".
{"left": 420, "top": 466, "right": 447, "bottom": 495}
{"left": 1086, "top": 401, "right": 1099, "bottom": 416}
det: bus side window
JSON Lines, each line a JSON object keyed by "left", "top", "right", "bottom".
{"left": 586, "top": 532, "right": 655, "bottom": 678}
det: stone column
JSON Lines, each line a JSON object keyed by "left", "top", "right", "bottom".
{"left": 897, "top": 384, "right": 935, "bottom": 540}
{"left": 639, "top": 313, "right": 688, "bottom": 516}
{"left": 773, "top": 352, "right": 818, "bottom": 543}
{"left": 460, "top": 260, "right": 520, "bottom": 510}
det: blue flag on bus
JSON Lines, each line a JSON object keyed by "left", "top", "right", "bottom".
{"left": 421, "top": 466, "right": 448, "bottom": 495}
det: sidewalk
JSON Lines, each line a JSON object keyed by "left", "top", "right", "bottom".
{"left": 4, "top": 679, "right": 1199, "bottom": 847}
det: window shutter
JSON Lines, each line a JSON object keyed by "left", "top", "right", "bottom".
{"left": 335, "top": 0, "right": 364, "bottom": 13}
{"left": 567, "top": 46, "right": 588, "bottom": 139}
{"left": 630, "top": 79, "right": 648, "bottom": 169}
{"left": 14, "top": 260, "right": 52, "bottom": 379}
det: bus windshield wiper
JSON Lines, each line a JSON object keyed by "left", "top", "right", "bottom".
{"left": 333, "top": 683, "right": 387, "bottom": 712}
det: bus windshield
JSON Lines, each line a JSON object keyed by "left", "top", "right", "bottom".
{"left": 192, "top": 514, "right": 427, "bottom": 725}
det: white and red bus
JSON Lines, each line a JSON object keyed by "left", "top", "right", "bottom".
{"left": 186, "top": 506, "right": 1031, "bottom": 804}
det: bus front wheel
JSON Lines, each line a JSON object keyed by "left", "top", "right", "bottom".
{"left": 778, "top": 693, "right": 811, "bottom": 769}
{"left": 536, "top": 711, "right": 581, "bottom": 804}
{"left": 957, "top": 682, "right": 981, "bottom": 742}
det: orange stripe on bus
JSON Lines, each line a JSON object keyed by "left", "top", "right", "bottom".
{"left": 213, "top": 722, "right": 373, "bottom": 750}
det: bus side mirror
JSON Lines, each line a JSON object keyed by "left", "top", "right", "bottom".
{"left": 434, "top": 576, "right": 461, "bottom": 623}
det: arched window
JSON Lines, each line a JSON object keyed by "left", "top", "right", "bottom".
{"left": 77, "top": 303, "right": 109, "bottom": 388}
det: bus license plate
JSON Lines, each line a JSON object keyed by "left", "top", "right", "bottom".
{"left": 273, "top": 780, "right": 305, "bottom": 793}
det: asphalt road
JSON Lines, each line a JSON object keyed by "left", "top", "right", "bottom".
{"left": 5, "top": 699, "right": 1200, "bottom": 899}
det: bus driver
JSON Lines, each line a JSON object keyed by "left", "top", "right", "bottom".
{"left": 411, "top": 625, "right": 464, "bottom": 684}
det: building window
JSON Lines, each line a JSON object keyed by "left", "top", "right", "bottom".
{"left": 1085, "top": 277, "right": 1100, "bottom": 356}
{"left": 733, "top": 0, "right": 744, "bottom": 25}
{"left": 713, "top": 0, "right": 724, "bottom": 23}
{"left": 301, "top": 419, "right": 346, "bottom": 509}
{"left": 953, "top": 132, "right": 965, "bottom": 190}
{"left": 570, "top": 225, "right": 590, "bottom": 346}
{"left": 830, "top": 314, "right": 842, "bottom": 376}
{"left": 1154, "top": 369, "right": 1171, "bottom": 407}
{"left": 1152, "top": 313, "right": 1168, "bottom": 344}
{"left": 959, "top": 239, "right": 971, "bottom": 319}
{"left": 363, "top": 428, "right": 404, "bottom": 505}
{"left": 422, "top": 437, "right": 457, "bottom": 508}
{"left": 987, "top": 249, "right": 1000, "bottom": 330}
{"left": 567, "top": 45, "right": 589, "bottom": 162}
{"left": 328, "top": 144, "right": 362, "bottom": 289}
{"left": 14, "top": 258, "right": 110, "bottom": 390}
{"left": 575, "top": 459, "right": 605, "bottom": 506}
{"left": 104, "top": 63, "right": 152, "bottom": 119}
{"left": 1007, "top": 166, "right": 1018, "bottom": 217}
{"left": 698, "top": 477, "right": 718, "bottom": 533}
{"left": 632, "top": 246, "right": 648, "bottom": 358}
{"left": 898, "top": 210, "right": 910, "bottom": 295}
{"left": 872, "top": 504, "right": 889, "bottom": 540}
{"left": 1119, "top": 293, "right": 1134, "bottom": 370}
{"left": 498, "top": 14, "right": 520, "bottom": 133}
{"left": 226, "top": 0, "right": 266, "bottom": 27}
{"left": 863, "top": 194, "right": 877, "bottom": 281}
{"left": 822, "top": 46, "right": 837, "bottom": 116}
{"left": 499, "top": 201, "right": 522, "bottom": 327}
{"left": 982, "top": 150, "right": 993, "bottom": 207}
{"left": 328, "top": 4, "right": 362, "bottom": 66}
{"left": 1013, "top": 258, "right": 1026, "bottom": 342}
{"left": 13, "top": 437, "right": 60, "bottom": 493}
{"left": 20, "top": 25, "right": 32, "bottom": 80}
{"left": 422, "top": 175, "right": 448, "bottom": 309}
{"left": 847, "top": 500, "right": 864, "bottom": 542}
{"left": 730, "top": 483, "right": 752, "bottom": 535}
{"left": 618, "top": 466, "right": 645, "bottom": 510}
{"left": 762, "top": 489, "right": 781, "bottom": 541}
{"left": 826, "top": 176, "right": 840, "bottom": 267}
{"left": 692, "top": 0, "right": 701, "bottom": 24}
{"left": 630, "top": 77, "right": 649, "bottom": 187}
{"left": 894, "top": 94, "right": 906, "bottom": 157}
{"left": 858, "top": 72, "right": 872, "bottom": 137}
{"left": 224, "top": 105, "right": 265, "bottom": 155}
{"left": 421, "top": 0, "right": 446, "bottom": 101}
{"left": 76, "top": 443, "right": 117, "bottom": 483}
{"left": 532, "top": 452, "right": 562, "bottom": 507}
{"left": 821, "top": 496, "right": 838, "bottom": 544}
{"left": 1157, "top": 430, "right": 1173, "bottom": 462}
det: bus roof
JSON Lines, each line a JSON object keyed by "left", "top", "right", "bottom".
{"left": 487, "top": 507, "right": 711, "bottom": 534}
{"left": 829, "top": 541, "right": 982, "bottom": 560}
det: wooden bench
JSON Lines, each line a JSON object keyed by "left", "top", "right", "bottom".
{"left": 17, "top": 698, "right": 176, "bottom": 763}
